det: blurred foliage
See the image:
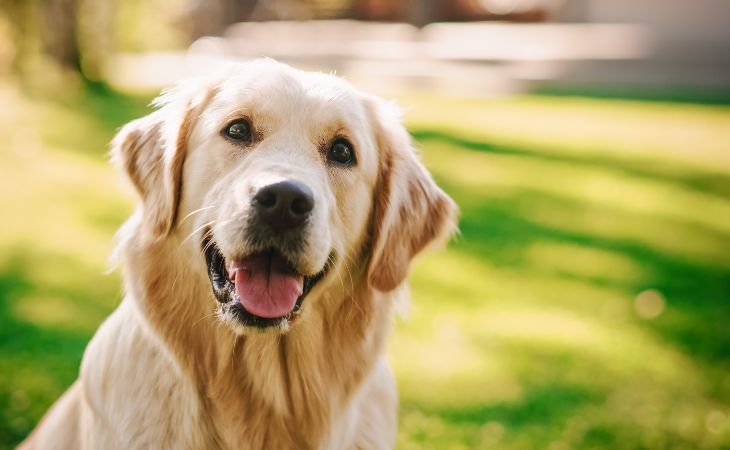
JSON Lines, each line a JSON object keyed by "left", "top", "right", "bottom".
{"left": 0, "top": 0, "right": 189, "bottom": 84}
{"left": 0, "top": 82, "right": 729, "bottom": 449}
{"left": 0, "top": 0, "right": 376, "bottom": 86}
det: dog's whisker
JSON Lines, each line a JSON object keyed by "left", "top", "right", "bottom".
{"left": 334, "top": 261, "right": 347, "bottom": 291}
{"left": 339, "top": 255, "right": 363, "bottom": 320}
{"left": 193, "top": 310, "right": 219, "bottom": 329}
{"left": 200, "top": 230, "right": 219, "bottom": 256}
{"left": 196, "top": 218, "right": 236, "bottom": 258}
{"left": 180, "top": 220, "right": 218, "bottom": 250}
{"left": 231, "top": 336, "right": 240, "bottom": 370}
{"left": 181, "top": 216, "right": 237, "bottom": 255}
{"left": 210, "top": 217, "right": 236, "bottom": 233}
{"left": 332, "top": 250, "right": 362, "bottom": 320}
{"left": 167, "top": 267, "right": 183, "bottom": 303}
{"left": 178, "top": 205, "right": 218, "bottom": 226}
{"left": 341, "top": 252, "right": 357, "bottom": 291}
{"left": 335, "top": 251, "right": 356, "bottom": 291}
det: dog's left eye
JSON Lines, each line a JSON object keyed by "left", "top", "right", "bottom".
{"left": 223, "top": 119, "right": 252, "bottom": 142}
{"left": 328, "top": 139, "right": 356, "bottom": 166}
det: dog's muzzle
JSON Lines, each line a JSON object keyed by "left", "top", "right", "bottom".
{"left": 202, "top": 180, "right": 329, "bottom": 329}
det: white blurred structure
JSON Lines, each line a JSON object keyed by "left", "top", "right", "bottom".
{"left": 558, "top": 0, "right": 730, "bottom": 88}
{"left": 107, "top": 0, "right": 730, "bottom": 96}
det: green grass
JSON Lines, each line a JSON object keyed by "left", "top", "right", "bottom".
{"left": 1, "top": 84, "right": 729, "bottom": 449}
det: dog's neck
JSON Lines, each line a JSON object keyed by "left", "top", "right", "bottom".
{"left": 121, "top": 233, "right": 394, "bottom": 448}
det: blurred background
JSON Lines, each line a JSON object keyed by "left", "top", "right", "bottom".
{"left": 0, "top": 0, "right": 729, "bottom": 448}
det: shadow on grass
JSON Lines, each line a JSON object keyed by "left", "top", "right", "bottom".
{"left": 531, "top": 85, "right": 730, "bottom": 106}
{"left": 402, "top": 366, "right": 700, "bottom": 449}
{"left": 412, "top": 129, "right": 730, "bottom": 199}
{"left": 401, "top": 382, "right": 602, "bottom": 448}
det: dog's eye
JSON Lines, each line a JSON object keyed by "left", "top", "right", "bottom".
{"left": 223, "top": 119, "right": 252, "bottom": 141}
{"left": 328, "top": 139, "right": 356, "bottom": 166}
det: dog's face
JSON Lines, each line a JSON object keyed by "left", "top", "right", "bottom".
{"left": 187, "top": 63, "right": 382, "bottom": 331}
{"left": 113, "top": 60, "right": 456, "bottom": 335}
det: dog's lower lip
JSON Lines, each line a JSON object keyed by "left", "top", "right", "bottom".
{"left": 202, "top": 234, "right": 330, "bottom": 328}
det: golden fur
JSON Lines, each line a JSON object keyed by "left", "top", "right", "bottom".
{"left": 20, "top": 59, "right": 456, "bottom": 450}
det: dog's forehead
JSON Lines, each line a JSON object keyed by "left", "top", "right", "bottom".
{"left": 205, "top": 62, "right": 366, "bottom": 128}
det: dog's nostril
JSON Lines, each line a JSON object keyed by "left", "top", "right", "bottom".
{"left": 291, "top": 195, "right": 313, "bottom": 216}
{"left": 253, "top": 180, "right": 314, "bottom": 232}
{"left": 255, "top": 189, "right": 277, "bottom": 209}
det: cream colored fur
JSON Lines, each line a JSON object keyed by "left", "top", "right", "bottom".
{"left": 19, "top": 59, "right": 456, "bottom": 450}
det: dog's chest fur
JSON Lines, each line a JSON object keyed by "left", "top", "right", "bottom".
{"left": 81, "top": 240, "right": 394, "bottom": 449}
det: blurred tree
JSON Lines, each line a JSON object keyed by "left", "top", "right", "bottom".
{"left": 44, "top": 0, "right": 82, "bottom": 72}
{"left": 0, "top": 0, "right": 113, "bottom": 82}
{"left": 0, "top": 0, "right": 189, "bottom": 85}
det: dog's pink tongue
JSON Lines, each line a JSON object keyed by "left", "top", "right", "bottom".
{"left": 233, "top": 254, "right": 303, "bottom": 319}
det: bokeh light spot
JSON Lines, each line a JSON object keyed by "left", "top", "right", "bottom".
{"left": 634, "top": 289, "right": 666, "bottom": 319}
{"left": 706, "top": 410, "right": 728, "bottom": 434}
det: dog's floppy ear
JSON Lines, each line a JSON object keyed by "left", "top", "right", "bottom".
{"left": 366, "top": 99, "right": 458, "bottom": 292}
{"left": 111, "top": 83, "right": 213, "bottom": 239}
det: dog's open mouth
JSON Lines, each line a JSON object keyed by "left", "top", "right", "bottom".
{"left": 202, "top": 235, "right": 328, "bottom": 329}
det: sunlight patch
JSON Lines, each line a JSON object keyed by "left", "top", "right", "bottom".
{"left": 525, "top": 241, "right": 647, "bottom": 284}
{"left": 480, "top": 309, "right": 602, "bottom": 344}
{"left": 11, "top": 296, "right": 84, "bottom": 329}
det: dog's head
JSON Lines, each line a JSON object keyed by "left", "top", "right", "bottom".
{"left": 112, "top": 60, "right": 456, "bottom": 334}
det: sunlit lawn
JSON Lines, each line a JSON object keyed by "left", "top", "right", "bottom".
{"left": 1, "top": 82, "right": 729, "bottom": 449}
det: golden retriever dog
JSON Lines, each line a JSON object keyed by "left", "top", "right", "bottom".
{"left": 20, "top": 59, "right": 456, "bottom": 450}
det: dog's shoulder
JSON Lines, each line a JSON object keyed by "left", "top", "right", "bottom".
{"left": 79, "top": 300, "right": 211, "bottom": 449}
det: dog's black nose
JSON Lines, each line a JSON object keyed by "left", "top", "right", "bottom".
{"left": 253, "top": 180, "right": 314, "bottom": 233}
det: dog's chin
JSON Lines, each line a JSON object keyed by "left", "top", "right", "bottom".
{"left": 202, "top": 234, "right": 330, "bottom": 334}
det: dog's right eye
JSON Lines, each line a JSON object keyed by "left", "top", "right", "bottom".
{"left": 327, "top": 139, "right": 356, "bottom": 166}
{"left": 223, "top": 119, "right": 252, "bottom": 142}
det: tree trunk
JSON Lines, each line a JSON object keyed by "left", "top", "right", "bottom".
{"left": 42, "top": 0, "right": 82, "bottom": 72}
